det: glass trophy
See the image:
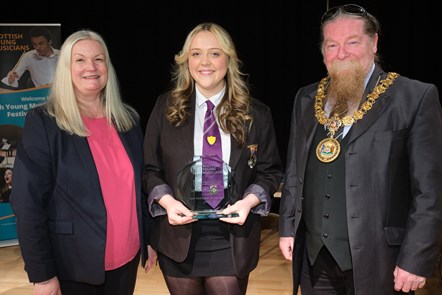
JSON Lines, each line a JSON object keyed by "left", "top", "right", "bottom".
{"left": 176, "top": 155, "right": 239, "bottom": 219}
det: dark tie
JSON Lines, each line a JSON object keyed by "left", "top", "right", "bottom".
{"left": 202, "top": 100, "right": 224, "bottom": 209}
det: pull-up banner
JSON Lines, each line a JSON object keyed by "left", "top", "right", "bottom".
{"left": 0, "top": 23, "right": 61, "bottom": 246}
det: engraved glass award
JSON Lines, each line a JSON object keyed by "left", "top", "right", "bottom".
{"left": 176, "top": 155, "right": 239, "bottom": 219}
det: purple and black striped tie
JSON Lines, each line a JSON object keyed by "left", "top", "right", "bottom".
{"left": 202, "top": 100, "right": 224, "bottom": 209}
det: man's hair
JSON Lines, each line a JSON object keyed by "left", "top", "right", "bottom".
{"left": 29, "top": 27, "right": 52, "bottom": 42}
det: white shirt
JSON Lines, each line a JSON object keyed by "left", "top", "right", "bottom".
{"left": 1, "top": 47, "right": 60, "bottom": 88}
{"left": 194, "top": 85, "right": 231, "bottom": 163}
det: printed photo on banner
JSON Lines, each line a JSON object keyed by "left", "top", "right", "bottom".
{"left": 0, "top": 23, "right": 61, "bottom": 245}
{"left": 0, "top": 24, "right": 61, "bottom": 91}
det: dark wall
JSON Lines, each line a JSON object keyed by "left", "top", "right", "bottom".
{"left": 4, "top": 0, "right": 441, "bottom": 166}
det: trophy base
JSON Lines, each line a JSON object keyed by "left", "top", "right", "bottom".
{"left": 192, "top": 211, "right": 239, "bottom": 219}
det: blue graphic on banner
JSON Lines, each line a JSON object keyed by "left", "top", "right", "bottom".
{"left": 0, "top": 87, "right": 48, "bottom": 125}
{"left": 0, "top": 23, "right": 60, "bottom": 244}
{"left": 0, "top": 203, "right": 17, "bottom": 240}
{"left": 0, "top": 86, "right": 49, "bottom": 241}
{"left": 0, "top": 86, "right": 50, "bottom": 243}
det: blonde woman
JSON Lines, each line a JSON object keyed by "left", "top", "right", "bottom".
{"left": 11, "top": 30, "right": 150, "bottom": 295}
{"left": 143, "top": 22, "right": 283, "bottom": 295}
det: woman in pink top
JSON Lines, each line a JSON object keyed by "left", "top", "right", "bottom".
{"left": 10, "top": 30, "right": 151, "bottom": 295}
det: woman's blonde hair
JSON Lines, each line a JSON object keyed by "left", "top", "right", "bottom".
{"left": 46, "top": 29, "right": 138, "bottom": 136}
{"left": 167, "top": 22, "right": 252, "bottom": 146}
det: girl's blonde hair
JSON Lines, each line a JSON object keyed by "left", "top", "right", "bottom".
{"left": 167, "top": 22, "right": 252, "bottom": 146}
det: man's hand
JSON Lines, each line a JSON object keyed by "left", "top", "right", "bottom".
{"left": 279, "top": 237, "right": 294, "bottom": 261}
{"left": 393, "top": 265, "right": 426, "bottom": 292}
{"left": 7, "top": 71, "right": 18, "bottom": 85}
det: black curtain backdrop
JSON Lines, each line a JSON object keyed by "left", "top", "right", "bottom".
{"left": 4, "top": 0, "right": 440, "bottom": 166}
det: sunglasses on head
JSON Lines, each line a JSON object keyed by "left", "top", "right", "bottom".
{"left": 321, "top": 4, "right": 368, "bottom": 24}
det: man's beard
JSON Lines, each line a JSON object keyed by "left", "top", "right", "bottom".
{"left": 327, "top": 60, "right": 366, "bottom": 117}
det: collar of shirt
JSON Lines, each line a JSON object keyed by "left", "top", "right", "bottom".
{"left": 195, "top": 85, "right": 226, "bottom": 111}
{"left": 30, "top": 47, "right": 59, "bottom": 60}
{"left": 194, "top": 85, "right": 230, "bottom": 162}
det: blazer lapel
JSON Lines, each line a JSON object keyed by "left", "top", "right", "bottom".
{"left": 347, "top": 66, "right": 392, "bottom": 145}
{"left": 179, "top": 96, "right": 197, "bottom": 164}
{"left": 302, "top": 89, "right": 319, "bottom": 151}
{"left": 229, "top": 127, "right": 245, "bottom": 169}
{"left": 72, "top": 136, "right": 102, "bottom": 192}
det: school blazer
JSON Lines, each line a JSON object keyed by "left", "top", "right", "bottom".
{"left": 143, "top": 92, "right": 283, "bottom": 278}
{"left": 10, "top": 106, "right": 149, "bottom": 284}
{"left": 279, "top": 65, "right": 442, "bottom": 294}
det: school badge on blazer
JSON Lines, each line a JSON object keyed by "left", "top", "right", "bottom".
{"left": 247, "top": 144, "right": 258, "bottom": 168}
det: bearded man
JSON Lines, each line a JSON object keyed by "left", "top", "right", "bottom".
{"left": 278, "top": 4, "right": 442, "bottom": 295}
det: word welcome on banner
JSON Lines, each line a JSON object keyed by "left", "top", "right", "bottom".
{"left": 0, "top": 23, "right": 61, "bottom": 246}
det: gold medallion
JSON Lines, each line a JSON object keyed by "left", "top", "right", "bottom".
{"left": 313, "top": 72, "right": 399, "bottom": 163}
{"left": 316, "top": 137, "right": 340, "bottom": 163}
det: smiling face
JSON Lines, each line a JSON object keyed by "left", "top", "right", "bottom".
{"left": 322, "top": 17, "right": 377, "bottom": 76}
{"left": 70, "top": 39, "right": 108, "bottom": 102}
{"left": 321, "top": 16, "right": 378, "bottom": 113}
{"left": 188, "top": 31, "right": 229, "bottom": 98}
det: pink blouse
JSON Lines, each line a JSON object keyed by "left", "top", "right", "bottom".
{"left": 84, "top": 117, "right": 140, "bottom": 270}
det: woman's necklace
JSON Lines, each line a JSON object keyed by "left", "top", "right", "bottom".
{"left": 315, "top": 72, "right": 399, "bottom": 163}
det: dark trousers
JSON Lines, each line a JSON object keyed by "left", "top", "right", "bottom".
{"left": 60, "top": 250, "right": 140, "bottom": 295}
{"left": 300, "top": 247, "right": 354, "bottom": 295}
